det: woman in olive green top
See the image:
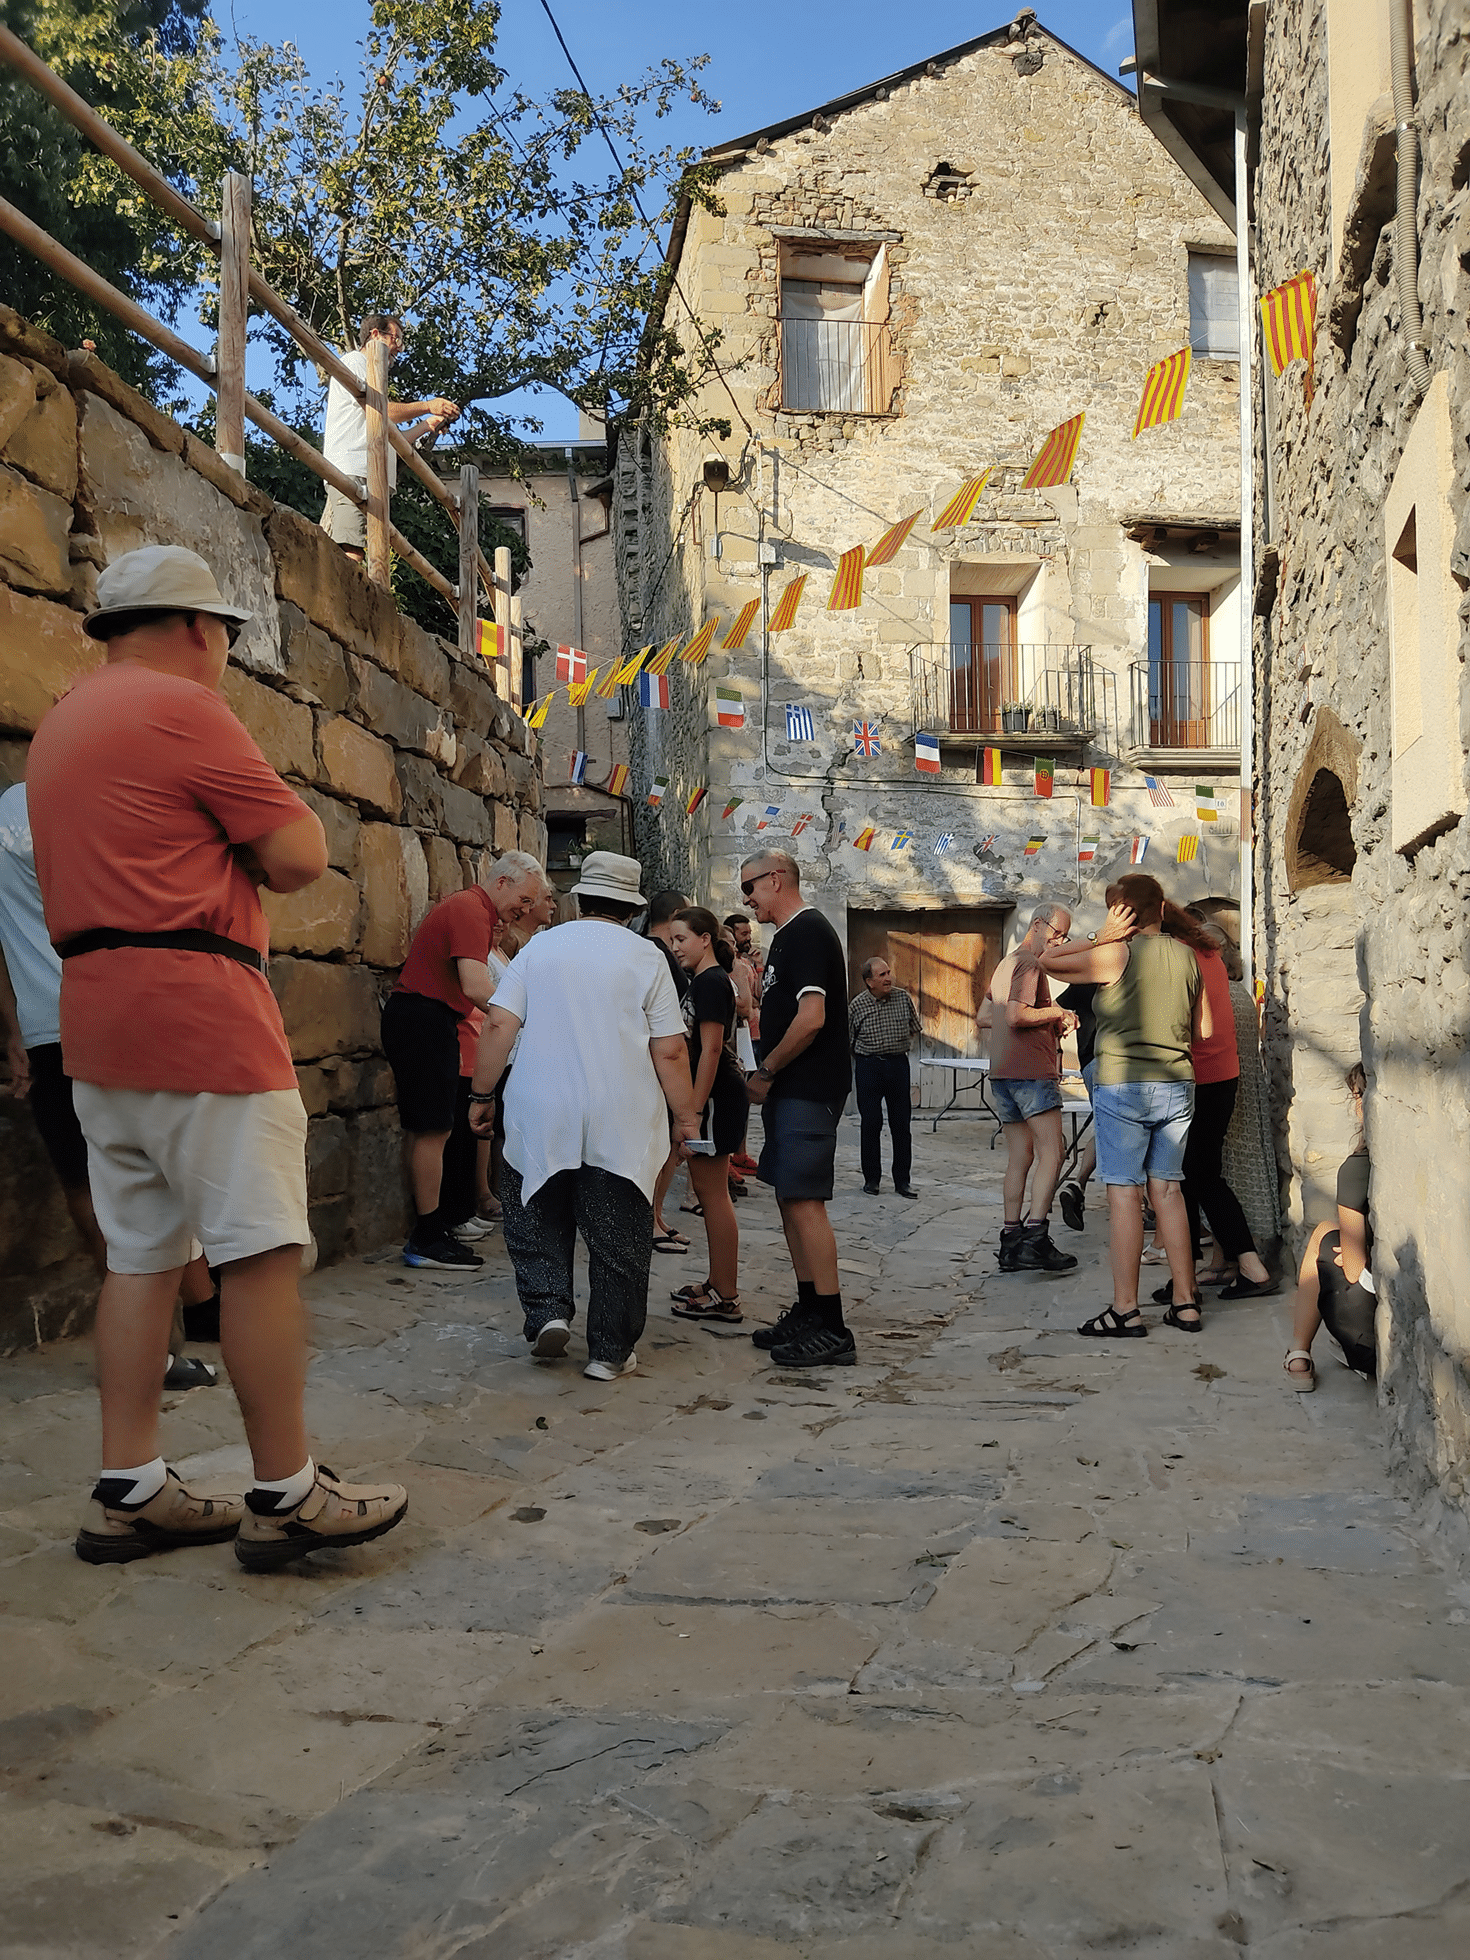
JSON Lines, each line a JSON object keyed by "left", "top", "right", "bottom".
{"left": 1040, "top": 874, "right": 1211, "bottom": 1338}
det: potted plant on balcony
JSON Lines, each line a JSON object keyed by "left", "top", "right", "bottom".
{"left": 1001, "top": 701, "right": 1030, "bottom": 733}
{"left": 1037, "top": 704, "right": 1061, "bottom": 733}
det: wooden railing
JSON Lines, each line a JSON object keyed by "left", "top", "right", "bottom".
{"left": 0, "top": 26, "right": 523, "bottom": 708}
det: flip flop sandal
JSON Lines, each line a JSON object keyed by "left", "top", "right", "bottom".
{"left": 1217, "top": 1274, "right": 1279, "bottom": 1300}
{"left": 679, "top": 1200, "right": 705, "bottom": 1217}
{"left": 1284, "top": 1348, "right": 1317, "bottom": 1390}
{"left": 653, "top": 1232, "right": 690, "bottom": 1254}
{"left": 1077, "top": 1307, "right": 1148, "bottom": 1338}
{"left": 1161, "top": 1300, "right": 1204, "bottom": 1332}
{"left": 671, "top": 1293, "right": 743, "bottom": 1323}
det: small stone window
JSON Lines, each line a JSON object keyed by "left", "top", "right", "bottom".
{"left": 923, "top": 162, "right": 973, "bottom": 202}
{"left": 779, "top": 241, "right": 897, "bottom": 416}
{"left": 1188, "top": 252, "right": 1239, "bottom": 359}
{"left": 1294, "top": 770, "right": 1356, "bottom": 885}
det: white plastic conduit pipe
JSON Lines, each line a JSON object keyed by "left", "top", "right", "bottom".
{"left": 1391, "top": 0, "right": 1435, "bottom": 397}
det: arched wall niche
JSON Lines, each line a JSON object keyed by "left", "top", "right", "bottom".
{"left": 1285, "top": 707, "right": 1361, "bottom": 891}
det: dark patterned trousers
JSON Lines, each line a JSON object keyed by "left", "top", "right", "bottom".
{"left": 500, "top": 1162, "right": 653, "bottom": 1364}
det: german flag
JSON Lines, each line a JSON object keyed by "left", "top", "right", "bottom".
{"left": 1132, "top": 348, "right": 1192, "bottom": 439}
{"left": 475, "top": 619, "right": 503, "bottom": 665}
{"left": 1260, "top": 270, "right": 1318, "bottom": 405}
{"left": 685, "top": 786, "right": 708, "bottom": 816}
{"left": 1023, "top": 414, "right": 1084, "bottom": 489}
{"left": 827, "top": 546, "right": 865, "bottom": 612}
{"left": 866, "top": 510, "right": 922, "bottom": 567}
{"left": 981, "top": 747, "right": 1003, "bottom": 787}
{"left": 1090, "top": 767, "right": 1111, "bottom": 807}
{"left": 645, "top": 636, "right": 681, "bottom": 675}
{"left": 933, "top": 471, "right": 992, "bottom": 530}
{"left": 768, "top": 575, "right": 807, "bottom": 633}
{"left": 722, "top": 599, "right": 761, "bottom": 650}
{"left": 679, "top": 618, "right": 720, "bottom": 665}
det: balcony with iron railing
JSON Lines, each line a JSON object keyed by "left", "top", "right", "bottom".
{"left": 1128, "top": 660, "right": 1241, "bottom": 757}
{"left": 911, "top": 643, "right": 1099, "bottom": 748}
{"left": 780, "top": 318, "right": 895, "bottom": 416}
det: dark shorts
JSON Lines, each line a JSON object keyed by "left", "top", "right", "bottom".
{"left": 1318, "top": 1230, "right": 1377, "bottom": 1377}
{"left": 756, "top": 1094, "right": 845, "bottom": 1201}
{"left": 697, "top": 1061, "right": 748, "bottom": 1158}
{"left": 26, "top": 1043, "right": 90, "bottom": 1190}
{"left": 381, "top": 991, "right": 462, "bottom": 1134}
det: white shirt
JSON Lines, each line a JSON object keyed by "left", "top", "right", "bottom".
{"left": 322, "top": 347, "right": 398, "bottom": 489}
{"left": 492, "top": 921, "right": 685, "bottom": 1204}
{"left": 0, "top": 784, "right": 62, "bottom": 1049}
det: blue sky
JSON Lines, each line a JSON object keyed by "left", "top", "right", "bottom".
{"left": 219, "top": 2, "right": 1137, "bottom": 435}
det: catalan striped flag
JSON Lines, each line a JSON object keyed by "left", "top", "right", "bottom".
{"left": 853, "top": 823, "right": 877, "bottom": 852}
{"left": 1260, "top": 269, "right": 1318, "bottom": 404}
{"left": 1034, "top": 757, "right": 1055, "bottom": 799}
{"left": 1078, "top": 834, "right": 1100, "bottom": 863}
{"left": 1024, "top": 835, "right": 1046, "bottom": 856}
{"left": 933, "top": 471, "right": 992, "bottom": 529}
{"left": 645, "top": 636, "right": 681, "bottom": 675}
{"left": 594, "top": 662, "right": 622, "bottom": 699}
{"left": 828, "top": 546, "right": 865, "bottom": 612}
{"left": 613, "top": 647, "right": 650, "bottom": 685}
{"left": 647, "top": 775, "right": 668, "bottom": 807}
{"left": 679, "top": 618, "right": 719, "bottom": 665}
{"left": 526, "top": 691, "right": 554, "bottom": 730}
{"left": 768, "top": 575, "right": 807, "bottom": 633}
{"left": 1132, "top": 347, "right": 1192, "bottom": 439}
{"left": 722, "top": 598, "right": 761, "bottom": 651}
{"left": 475, "top": 619, "right": 504, "bottom": 665}
{"left": 1090, "top": 767, "right": 1111, "bottom": 808}
{"left": 981, "top": 746, "right": 1003, "bottom": 787}
{"left": 607, "top": 763, "right": 629, "bottom": 797}
{"left": 1022, "top": 413, "right": 1085, "bottom": 489}
{"left": 567, "top": 670, "right": 598, "bottom": 705}
{"left": 686, "top": 785, "right": 708, "bottom": 816}
{"left": 639, "top": 670, "right": 671, "bottom": 710}
{"left": 1177, "top": 834, "right": 1200, "bottom": 864}
{"left": 866, "top": 510, "right": 923, "bottom": 567}
{"left": 914, "top": 731, "right": 941, "bottom": 774}
{"left": 715, "top": 686, "right": 745, "bottom": 728}
{"left": 1130, "top": 836, "right": 1149, "bottom": 865}
{"left": 555, "top": 644, "right": 588, "bottom": 685}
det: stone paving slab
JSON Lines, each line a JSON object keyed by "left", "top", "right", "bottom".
{"left": 3, "top": 1115, "right": 1470, "bottom": 1955}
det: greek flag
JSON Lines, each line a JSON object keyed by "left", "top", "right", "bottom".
{"left": 933, "top": 833, "right": 954, "bottom": 855}
{"left": 785, "top": 704, "right": 815, "bottom": 742}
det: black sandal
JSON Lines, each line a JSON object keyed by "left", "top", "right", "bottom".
{"left": 1077, "top": 1307, "right": 1148, "bottom": 1338}
{"left": 1161, "top": 1298, "right": 1204, "bottom": 1331}
{"left": 671, "top": 1290, "right": 743, "bottom": 1323}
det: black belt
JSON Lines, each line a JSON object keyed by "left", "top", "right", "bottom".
{"left": 57, "top": 928, "right": 266, "bottom": 974}
{"left": 858, "top": 1050, "right": 910, "bottom": 1059}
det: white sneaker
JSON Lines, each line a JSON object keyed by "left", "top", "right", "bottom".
{"left": 531, "top": 1319, "right": 571, "bottom": 1358}
{"left": 583, "top": 1352, "right": 637, "bottom": 1382}
{"left": 451, "top": 1217, "right": 492, "bottom": 1242}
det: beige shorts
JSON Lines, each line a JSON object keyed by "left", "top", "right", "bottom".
{"left": 320, "top": 476, "right": 368, "bottom": 548}
{"left": 73, "top": 1083, "right": 311, "bottom": 1273}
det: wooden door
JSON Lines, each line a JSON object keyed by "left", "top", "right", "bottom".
{"left": 1147, "top": 594, "right": 1210, "bottom": 747}
{"left": 948, "top": 598, "right": 1015, "bottom": 734}
{"left": 847, "top": 906, "right": 1008, "bottom": 1058}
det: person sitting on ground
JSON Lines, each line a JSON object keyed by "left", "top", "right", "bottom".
{"left": 986, "top": 904, "right": 1080, "bottom": 1274}
{"left": 643, "top": 888, "right": 692, "bottom": 1253}
{"left": 848, "top": 956, "right": 922, "bottom": 1199}
{"left": 665, "top": 907, "right": 746, "bottom": 1321}
{"left": 468, "top": 852, "right": 700, "bottom": 1382}
{"left": 1286, "top": 1064, "right": 1374, "bottom": 1390}
{"left": 320, "top": 313, "right": 460, "bottom": 562}
{"left": 380, "top": 851, "right": 548, "bottom": 1271}
{"left": 1041, "top": 874, "right": 1210, "bottom": 1338}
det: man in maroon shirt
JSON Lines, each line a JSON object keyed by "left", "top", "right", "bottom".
{"left": 382, "top": 850, "right": 549, "bottom": 1268}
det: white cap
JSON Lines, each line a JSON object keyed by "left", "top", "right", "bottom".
{"left": 569, "top": 850, "right": 646, "bottom": 906}
{"left": 84, "top": 545, "right": 254, "bottom": 641}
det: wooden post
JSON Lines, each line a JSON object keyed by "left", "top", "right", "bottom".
{"left": 493, "top": 544, "right": 512, "bottom": 702}
{"left": 363, "top": 334, "right": 392, "bottom": 589}
{"left": 216, "top": 171, "right": 250, "bottom": 475}
{"left": 457, "top": 462, "right": 479, "bottom": 658}
{"left": 509, "top": 589, "right": 523, "bottom": 713}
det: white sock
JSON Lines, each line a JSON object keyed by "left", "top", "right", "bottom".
{"left": 97, "top": 1456, "right": 167, "bottom": 1505}
{"left": 249, "top": 1458, "right": 315, "bottom": 1511}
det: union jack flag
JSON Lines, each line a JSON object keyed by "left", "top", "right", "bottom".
{"left": 977, "top": 833, "right": 998, "bottom": 853}
{"left": 852, "top": 720, "right": 882, "bottom": 756}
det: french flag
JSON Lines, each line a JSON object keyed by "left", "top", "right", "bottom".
{"left": 639, "top": 671, "right": 670, "bottom": 709}
{"left": 914, "top": 731, "right": 941, "bottom": 774}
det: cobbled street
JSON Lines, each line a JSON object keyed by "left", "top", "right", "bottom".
{"left": 4, "top": 1111, "right": 1470, "bottom": 1959}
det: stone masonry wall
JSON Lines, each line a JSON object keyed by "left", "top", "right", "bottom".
{"left": 1254, "top": 1, "right": 1470, "bottom": 1516}
{"left": 0, "top": 307, "right": 544, "bottom": 1349}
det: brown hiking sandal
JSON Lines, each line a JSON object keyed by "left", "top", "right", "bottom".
{"left": 75, "top": 1467, "right": 245, "bottom": 1565}
{"left": 234, "top": 1464, "right": 408, "bottom": 1572}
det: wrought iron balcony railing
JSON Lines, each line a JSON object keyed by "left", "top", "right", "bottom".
{"left": 780, "top": 318, "right": 895, "bottom": 415}
{"left": 1128, "top": 660, "right": 1241, "bottom": 752}
{"left": 911, "top": 643, "right": 1098, "bottom": 740}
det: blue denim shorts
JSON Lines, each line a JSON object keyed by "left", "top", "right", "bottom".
{"left": 1093, "top": 1079, "right": 1195, "bottom": 1186}
{"left": 989, "top": 1075, "right": 1063, "bottom": 1125}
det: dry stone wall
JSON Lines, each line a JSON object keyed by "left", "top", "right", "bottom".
{"left": 0, "top": 307, "right": 544, "bottom": 1348}
{"left": 1253, "top": 1, "right": 1470, "bottom": 1516}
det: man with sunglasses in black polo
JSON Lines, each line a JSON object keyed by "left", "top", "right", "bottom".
{"left": 741, "top": 848, "right": 855, "bottom": 1367}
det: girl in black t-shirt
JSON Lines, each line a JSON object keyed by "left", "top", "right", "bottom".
{"left": 1286, "top": 1064, "right": 1375, "bottom": 1389}
{"left": 666, "top": 907, "right": 745, "bottom": 1321}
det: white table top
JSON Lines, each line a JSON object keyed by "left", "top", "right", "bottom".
{"left": 920, "top": 1056, "right": 991, "bottom": 1073}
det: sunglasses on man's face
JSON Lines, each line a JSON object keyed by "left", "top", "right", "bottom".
{"left": 740, "top": 870, "right": 778, "bottom": 898}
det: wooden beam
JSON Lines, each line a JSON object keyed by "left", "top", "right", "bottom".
{"left": 363, "top": 334, "right": 391, "bottom": 590}
{"left": 457, "top": 463, "right": 479, "bottom": 657}
{"left": 216, "top": 171, "right": 251, "bottom": 475}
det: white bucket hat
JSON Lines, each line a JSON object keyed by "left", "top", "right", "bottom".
{"left": 569, "top": 850, "right": 645, "bottom": 906}
{"left": 84, "top": 545, "right": 255, "bottom": 641}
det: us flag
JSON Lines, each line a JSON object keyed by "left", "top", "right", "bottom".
{"left": 1145, "top": 776, "right": 1176, "bottom": 808}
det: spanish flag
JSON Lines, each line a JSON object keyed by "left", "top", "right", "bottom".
{"left": 768, "top": 575, "right": 807, "bottom": 633}
{"left": 679, "top": 618, "right": 719, "bottom": 665}
{"left": 722, "top": 598, "right": 761, "bottom": 651}
{"left": 475, "top": 619, "right": 503, "bottom": 665}
{"left": 827, "top": 546, "right": 865, "bottom": 612}
{"left": 645, "top": 636, "right": 681, "bottom": 675}
{"left": 1090, "top": 767, "right": 1111, "bottom": 808}
{"left": 981, "top": 747, "right": 1003, "bottom": 787}
{"left": 1132, "top": 348, "right": 1192, "bottom": 439}
{"left": 613, "top": 646, "right": 651, "bottom": 685}
{"left": 853, "top": 823, "right": 877, "bottom": 852}
{"left": 866, "top": 510, "right": 922, "bottom": 567}
{"left": 1023, "top": 414, "right": 1084, "bottom": 489}
{"left": 933, "top": 471, "right": 992, "bottom": 529}
{"left": 1260, "top": 269, "right": 1318, "bottom": 404}
{"left": 607, "top": 763, "right": 629, "bottom": 797}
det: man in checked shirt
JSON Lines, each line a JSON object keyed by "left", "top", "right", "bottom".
{"left": 848, "top": 958, "right": 923, "bottom": 1198}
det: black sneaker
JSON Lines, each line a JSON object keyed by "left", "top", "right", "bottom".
{"left": 752, "top": 1301, "right": 817, "bottom": 1350}
{"left": 997, "top": 1226, "right": 1025, "bottom": 1273}
{"left": 768, "top": 1322, "right": 857, "bottom": 1368}
{"left": 163, "top": 1355, "right": 218, "bottom": 1390}
{"left": 1014, "top": 1222, "right": 1078, "bottom": 1273}
{"left": 402, "top": 1235, "right": 484, "bottom": 1271}
{"left": 1058, "top": 1182, "right": 1086, "bottom": 1232}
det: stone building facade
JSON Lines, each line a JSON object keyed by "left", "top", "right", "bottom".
{"left": 613, "top": 12, "right": 1244, "bottom": 1084}
{"left": 0, "top": 305, "right": 543, "bottom": 1348}
{"left": 1137, "top": 0, "right": 1470, "bottom": 1517}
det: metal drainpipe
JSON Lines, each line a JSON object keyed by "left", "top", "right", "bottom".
{"left": 1391, "top": 0, "right": 1434, "bottom": 397}
{"left": 566, "top": 447, "right": 584, "bottom": 756}
{"left": 1235, "top": 106, "right": 1256, "bottom": 997}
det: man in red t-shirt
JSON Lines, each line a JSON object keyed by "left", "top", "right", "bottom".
{"left": 27, "top": 545, "right": 408, "bottom": 1572}
{"left": 382, "top": 851, "right": 548, "bottom": 1268}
